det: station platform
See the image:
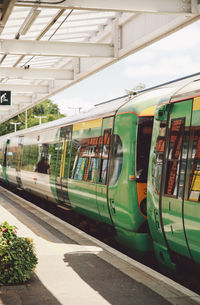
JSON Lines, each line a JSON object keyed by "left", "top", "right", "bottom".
{"left": 0, "top": 186, "right": 200, "bottom": 305}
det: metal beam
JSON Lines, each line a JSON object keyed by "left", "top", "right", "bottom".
{"left": 0, "top": 84, "right": 49, "bottom": 93}
{"left": 0, "top": 0, "right": 16, "bottom": 31}
{"left": 0, "top": 39, "right": 114, "bottom": 58}
{"left": 0, "top": 67, "right": 73, "bottom": 80}
{"left": 16, "top": 0, "right": 199, "bottom": 15}
{"left": 12, "top": 95, "right": 32, "bottom": 104}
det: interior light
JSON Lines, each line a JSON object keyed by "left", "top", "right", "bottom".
{"left": 20, "top": 9, "right": 41, "bottom": 36}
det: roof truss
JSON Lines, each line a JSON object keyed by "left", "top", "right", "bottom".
{"left": 0, "top": 0, "right": 199, "bottom": 123}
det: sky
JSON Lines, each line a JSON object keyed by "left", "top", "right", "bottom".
{"left": 52, "top": 20, "right": 200, "bottom": 116}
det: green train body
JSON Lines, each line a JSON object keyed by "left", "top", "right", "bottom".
{"left": 147, "top": 77, "right": 200, "bottom": 271}
{"left": 0, "top": 74, "right": 200, "bottom": 272}
{"left": 0, "top": 90, "right": 166, "bottom": 258}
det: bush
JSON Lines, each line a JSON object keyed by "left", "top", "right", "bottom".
{"left": 0, "top": 221, "right": 38, "bottom": 285}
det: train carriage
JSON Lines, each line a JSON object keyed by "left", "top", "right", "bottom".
{"left": 0, "top": 87, "right": 176, "bottom": 258}
{"left": 1, "top": 74, "right": 200, "bottom": 267}
{"left": 147, "top": 78, "right": 200, "bottom": 271}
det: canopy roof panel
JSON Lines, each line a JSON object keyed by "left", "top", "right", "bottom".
{"left": 0, "top": 0, "right": 199, "bottom": 123}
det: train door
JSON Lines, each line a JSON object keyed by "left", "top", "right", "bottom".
{"left": 183, "top": 97, "right": 200, "bottom": 264}
{"left": 161, "top": 99, "right": 192, "bottom": 259}
{"left": 96, "top": 117, "right": 113, "bottom": 224}
{"left": 54, "top": 125, "right": 72, "bottom": 206}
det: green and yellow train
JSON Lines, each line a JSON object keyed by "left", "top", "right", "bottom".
{"left": 0, "top": 73, "right": 200, "bottom": 272}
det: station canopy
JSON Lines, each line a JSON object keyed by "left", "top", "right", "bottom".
{"left": 0, "top": 0, "right": 199, "bottom": 123}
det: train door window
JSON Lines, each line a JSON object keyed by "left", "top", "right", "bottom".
{"left": 164, "top": 118, "right": 185, "bottom": 197}
{"left": 36, "top": 144, "right": 50, "bottom": 174}
{"left": 0, "top": 143, "right": 4, "bottom": 166}
{"left": 7, "top": 141, "right": 17, "bottom": 169}
{"left": 48, "top": 143, "right": 58, "bottom": 177}
{"left": 29, "top": 145, "right": 39, "bottom": 172}
{"left": 109, "top": 135, "right": 123, "bottom": 186}
{"left": 188, "top": 127, "right": 200, "bottom": 202}
{"left": 177, "top": 127, "right": 190, "bottom": 198}
{"left": 22, "top": 145, "right": 29, "bottom": 170}
{"left": 99, "top": 129, "right": 111, "bottom": 184}
{"left": 136, "top": 117, "right": 153, "bottom": 182}
{"left": 59, "top": 126, "right": 72, "bottom": 180}
{"left": 152, "top": 121, "right": 167, "bottom": 194}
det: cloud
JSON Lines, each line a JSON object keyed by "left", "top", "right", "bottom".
{"left": 122, "top": 54, "right": 200, "bottom": 87}
{"left": 151, "top": 21, "right": 200, "bottom": 52}
{"left": 53, "top": 96, "right": 94, "bottom": 115}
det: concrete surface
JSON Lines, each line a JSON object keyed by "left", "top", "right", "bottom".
{"left": 0, "top": 186, "right": 200, "bottom": 305}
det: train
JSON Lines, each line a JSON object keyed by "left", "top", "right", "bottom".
{"left": 0, "top": 73, "right": 200, "bottom": 273}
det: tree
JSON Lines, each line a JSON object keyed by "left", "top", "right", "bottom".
{"left": 0, "top": 99, "right": 65, "bottom": 136}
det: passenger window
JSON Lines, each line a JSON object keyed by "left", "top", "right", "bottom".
{"left": 188, "top": 127, "right": 200, "bottom": 202}
{"left": 87, "top": 157, "right": 98, "bottom": 182}
{"left": 22, "top": 145, "right": 39, "bottom": 172}
{"left": 164, "top": 118, "right": 185, "bottom": 197}
{"left": 7, "top": 145, "right": 17, "bottom": 168}
{"left": 74, "top": 157, "right": 88, "bottom": 180}
{"left": 71, "top": 129, "right": 112, "bottom": 184}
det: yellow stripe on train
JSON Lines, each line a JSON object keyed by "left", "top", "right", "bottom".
{"left": 73, "top": 118, "right": 102, "bottom": 131}
{"left": 139, "top": 105, "right": 156, "bottom": 116}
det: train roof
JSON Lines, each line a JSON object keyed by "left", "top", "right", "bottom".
{"left": 1, "top": 72, "right": 200, "bottom": 140}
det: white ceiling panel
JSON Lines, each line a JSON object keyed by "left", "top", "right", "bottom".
{"left": 0, "top": 0, "right": 199, "bottom": 123}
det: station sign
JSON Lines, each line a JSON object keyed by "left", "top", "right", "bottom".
{"left": 0, "top": 91, "right": 11, "bottom": 106}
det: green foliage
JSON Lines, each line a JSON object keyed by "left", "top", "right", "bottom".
{"left": 0, "top": 221, "right": 38, "bottom": 285}
{"left": 0, "top": 99, "right": 66, "bottom": 136}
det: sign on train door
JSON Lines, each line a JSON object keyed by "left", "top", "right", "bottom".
{"left": 161, "top": 99, "right": 193, "bottom": 259}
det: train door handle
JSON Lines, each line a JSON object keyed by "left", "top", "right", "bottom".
{"left": 109, "top": 199, "right": 116, "bottom": 214}
{"left": 154, "top": 209, "right": 160, "bottom": 230}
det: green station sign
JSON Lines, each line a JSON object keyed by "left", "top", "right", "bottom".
{"left": 0, "top": 91, "right": 11, "bottom": 106}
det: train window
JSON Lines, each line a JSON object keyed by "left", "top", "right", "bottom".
{"left": 109, "top": 135, "right": 123, "bottom": 186}
{"left": 73, "top": 157, "right": 88, "bottom": 180}
{"left": 87, "top": 157, "right": 98, "bottom": 182}
{"left": 98, "top": 129, "right": 111, "bottom": 185}
{"left": 36, "top": 144, "right": 50, "bottom": 174}
{"left": 0, "top": 144, "right": 4, "bottom": 165}
{"left": 152, "top": 121, "right": 167, "bottom": 194}
{"left": 136, "top": 117, "right": 153, "bottom": 183}
{"left": 22, "top": 145, "right": 29, "bottom": 170}
{"left": 22, "top": 145, "right": 39, "bottom": 172}
{"left": 48, "top": 143, "right": 58, "bottom": 177}
{"left": 29, "top": 145, "right": 39, "bottom": 172}
{"left": 7, "top": 145, "right": 17, "bottom": 168}
{"left": 177, "top": 129, "right": 190, "bottom": 198}
{"left": 164, "top": 118, "right": 185, "bottom": 197}
{"left": 188, "top": 127, "right": 200, "bottom": 202}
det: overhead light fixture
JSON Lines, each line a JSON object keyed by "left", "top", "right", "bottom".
{"left": 19, "top": 8, "right": 41, "bottom": 36}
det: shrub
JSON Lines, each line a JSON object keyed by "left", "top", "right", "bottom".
{"left": 0, "top": 221, "right": 38, "bottom": 285}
